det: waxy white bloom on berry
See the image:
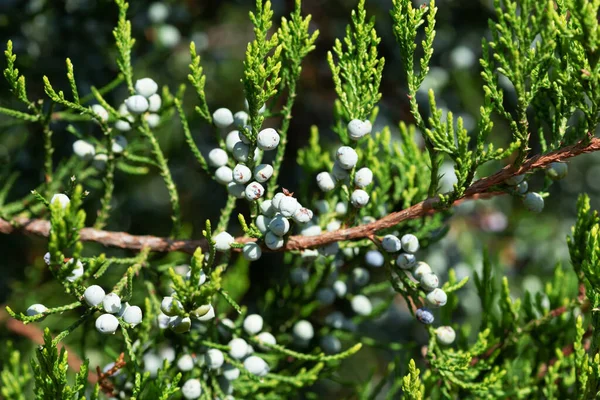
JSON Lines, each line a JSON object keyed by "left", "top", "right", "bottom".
{"left": 416, "top": 308, "right": 434, "bottom": 324}
{"left": 177, "top": 355, "right": 195, "bottom": 372}
{"left": 145, "top": 113, "right": 160, "bottom": 128}
{"left": 256, "top": 332, "right": 277, "bottom": 350}
{"left": 347, "top": 119, "right": 372, "bottom": 141}
{"left": 84, "top": 285, "right": 105, "bottom": 307}
{"left": 66, "top": 259, "right": 84, "bottom": 282}
{"left": 316, "top": 171, "right": 336, "bottom": 192}
{"left": 222, "top": 364, "right": 241, "bottom": 381}
{"left": 161, "top": 296, "right": 182, "bottom": 316}
{"left": 396, "top": 253, "right": 417, "bottom": 269}
{"left": 365, "top": 250, "right": 384, "bottom": 267}
{"left": 336, "top": 202, "right": 348, "bottom": 215}
{"left": 260, "top": 200, "right": 276, "bottom": 217}
{"left": 272, "top": 192, "right": 286, "bottom": 209}
{"left": 244, "top": 99, "right": 266, "bottom": 114}
{"left": 214, "top": 231, "right": 234, "bottom": 251}
{"left": 354, "top": 167, "right": 373, "bottom": 188}
{"left": 505, "top": 174, "right": 525, "bottom": 186}
{"left": 321, "top": 335, "right": 342, "bottom": 354}
{"left": 208, "top": 148, "right": 228, "bottom": 168}
{"left": 91, "top": 104, "right": 109, "bottom": 122}
{"left": 232, "top": 164, "right": 251, "bottom": 184}
{"left": 215, "top": 166, "right": 233, "bottom": 185}
{"left": 279, "top": 196, "right": 300, "bottom": 218}
{"left": 232, "top": 142, "right": 252, "bottom": 163}
{"left": 193, "top": 304, "right": 215, "bottom": 321}
{"left": 148, "top": 93, "right": 162, "bottom": 112}
{"left": 255, "top": 215, "right": 271, "bottom": 234}
{"left": 516, "top": 180, "right": 529, "bottom": 194}
{"left": 333, "top": 280, "right": 348, "bottom": 297}
{"left": 523, "top": 192, "right": 544, "bottom": 213}
{"left": 413, "top": 261, "right": 432, "bottom": 280}
{"left": 245, "top": 182, "right": 265, "bottom": 201}
{"left": 213, "top": 108, "right": 234, "bottom": 129}
{"left": 420, "top": 273, "right": 439, "bottom": 291}
{"left": 293, "top": 320, "right": 314, "bottom": 340}
{"left": 547, "top": 162, "right": 568, "bottom": 180}
{"left": 225, "top": 130, "right": 242, "bottom": 152}
{"left": 92, "top": 154, "right": 108, "bottom": 170}
{"left": 316, "top": 288, "right": 336, "bottom": 305}
{"left": 43, "top": 252, "right": 51, "bottom": 265}
{"left": 401, "top": 234, "right": 420, "bottom": 253}
{"left": 103, "top": 293, "right": 122, "bottom": 313}
{"left": 244, "top": 355, "right": 269, "bottom": 376}
{"left": 352, "top": 267, "right": 370, "bottom": 286}
{"left": 181, "top": 379, "right": 202, "bottom": 399}
{"left": 435, "top": 326, "right": 456, "bottom": 345}
{"left": 243, "top": 314, "right": 264, "bottom": 335}
{"left": 135, "top": 78, "right": 158, "bottom": 98}
{"left": 51, "top": 193, "right": 70, "bottom": 209}
{"left": 229, "top": 338, "right": 249, "bottom": 359}
{"left": 269, "top": 214, "right": 290, "bottom": 236}
{"left": 351, "top": 295, "right": 372, "bottom": 316}
{"left": 264, "top": 231, "right": 284, "bottom": 250}
{"left": 256, "top": 128, "right": 280, "bottom": 150}
{"left": 331, "top": 161, "right": 350, "bottom": 180}
{"left": 72, "top": 140, "right": 95, "bottom": 160}
{"left": 293, "top": 207, "right": 313, "bottom": 224}
{"left": 382, "top": 234, "right": 402, "bottom": 253}
{"left": 115, "top": 118, "right": 132, "bottom": 131}
{"left": 233, "top": 110, "right": 249, "bottom": 127}
{"left": 336, "top": 146, "right": 358, "bottom": 169}
{"left": 125, "top": 95, "right": 149, "bottom": 114}
{"left": 426, "top": 288, "right": 448, "bottom": 307}
{"left": 242, "top": 242, "right": 262, "bottom": 261}
{"left": 254, "top": 163, "right": 274, "bottom": 182}
{"left": 112, "top": 135, "right": 128, "bottom": 154}
{"left": 350, "top": 189, "right": 369, "bottom": 208}
{"left": 157, "top": 312, "right": 170, "bottom": 329}
{"left": 123, "top": 305, "right": 142, "bottom": 326}
{"left": 96, "top": 314, "right": 119, "bottom": 334}
{"left": 325, "top": 311, "right": 346, "bottom": 329}
{"left": 227, "top": 182, "right": 245, "bottom": 198}
{"left": 169, "top": 316, "right": 191, "bottom": 333}
{"left": 301, "top": 224, "right": 322, "bottom": 237}
{"left": 27, "top": 304, "right": 48, "bottom": 316}
{"left": 185, "top": 269, "right": 207, "bottom": 286}
{"left": 314, "top": 200, "right": 330, "bottom": 214}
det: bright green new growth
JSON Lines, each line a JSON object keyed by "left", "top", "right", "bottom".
{"left": 1, "top": 0, "right": 600, "bottom": 398}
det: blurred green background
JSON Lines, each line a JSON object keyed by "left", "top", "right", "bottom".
{"left": 1, "top": 0, "right": 599, "bottom": 396}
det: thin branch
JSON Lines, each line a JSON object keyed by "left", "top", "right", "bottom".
{"left": 1, "top": 136, "right": 599, "bottom": 254}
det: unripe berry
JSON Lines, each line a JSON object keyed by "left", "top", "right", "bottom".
{"left": 134, "top": 78, "right": 158, "bottom": 98}
{"left": 347, "top": 119, "right": 372, "bottom": 140}
{"left": 244, "top": 355, "right": 269, "bottom": 377}
{"left": 181, "top": 379, "right": 202, "bottom": 399}
{"left": 505, "top": 174, "right": 525, "bottom": 186}
{"left": 293, "top": 320, "right": 314, "bottom": 340}
{"left": 123, "top": 305, "right": 143, "bottom": 327}
{"left": 225, "top": 130, "right": 242, "bottom": 152}
{"left": 73, "top": 140, "right": 96, "bottom": 160}
{"left": 352, "top": 267, "right": 370, "bottom": 286}
{"left": 222, "top": 364, "right": 241, "bottom": 381}
{"left": 316, "top": 288, "right": 336, "bottom": 306}
{"left": 227, "top": 182, "right": 245, "bottom": 199}
{"left": 435, "top": 326, "right": 456, "bottom": 345}
{"left": 256, "top": 332, "right": 277, "bottom": 350}
{"left": 257, "top": 128, "right": 280, "bottom": 150}
{"left": 84, "top": 285, "right": 106, "bottom": 307}
{"left": 194, "top": 304, "right": 215, "bottom": 321}
{"left": 125, "top": 95, "right": 149, "bottom": 114}
{"left": 279, "top": 196, "right": 300, "bottom": 218}
{"left": 396, "top": 253, "right": 417, "bottom": 269}
{"left": 316, "top": 171, "right": 336, "bottom": 192}
{"left": 320, "top": 335, "right": 342, "bottom": 354}
{"left": 66, "top": 259, "right": 84, "bottom": 282}
{"left": 233, "top": 111, "right": 249, "bottom": 127}
{"left": 255, "top": 215, "right": 271, "bottom": 233}
{"left": 214, "top": 231, "right": 234, "bottom": 251}
{"left": 350, "top": 189, "right": 370, "bottom": 208}
{"left": 148, "top": 93, "right": 162, "bottom": 112}
{"left": 169, "top": 316, "right": 191, "bottom": 333}
{"left": 228, "top": 338, "right": 249, "bottom": 360}
{"left": 26, "top": 304, "right": 48, "bottom": 316}
{"left": 416, "top": 308, "right": 434, "bottom": 324}
{"left": 401, "top": 234, "right": 420, "bottom": 253}
{"left": 51, "top": 193, "right": 70, "bottom": 209}
{"left": 523, "top": 192, "right": 544, "bottom": 213}
{"left": 96, "top": 314, "right": 119, "bottom": 334}
{"left": 332, "top": 280, "right": 348, "bottom": 297}
{"left": 161, "top": 296, "right": 183, "bottom": 316}
{"left": 293, "top": 207, "right": 313, "bottom": 224}
{"left": 365, "top": 250, "right": 385, "bottom": 267}
{"left": 547, "top": 162, "right": 568, "bottom": 180}
{"left": 351, "top": 295, "right": 372, "bottom": 316}
{"left": 426, "top": 288, "right": 448, "bottom": 307}
{"left": 269, "top": 214, "right": 290, "bottom": 236}
{"left": 354, "top": 167, "right": 373, "bottom": 188}
{"left": 243, "top": 314, "right": 264, "bottom": 335}
{"left": 382, "top": 234, "right": 402, "bottom": 253}
{"left": 254, "top": 164, "right": 274, "bottom": 182}
{"left": 413, "top": 261, "right": 432, "bottom": 280}
{"left": 213, "top": 108, "right": 234, "bottom": 129}
{"left": 103, "top": 293, "right": 122, "bottom": 313}
{"left": 215, "top": 166, "right": 233, "bottom": 185}
{"left": 177, "top": 354, "right": 195, "bottom": 371}
{"left": 260, "top": 200, "right": 276, "bottom": 217}
{"left": 331, "top": 161, "right": 350, "bottom": 180}
{"left": 264, "top": 231, "right": 284, "bottom": 250}
{"left": 336, "top": 146, "right": 358, "bottom": 169}
{"left": 245, "top": 182, "right": 265, "bottom": 201}
{"left": 233, "top": 164, "right": 252, "bottom": 184}
{"left": 516, "top": 180, "right": 529, "bottom": 194}
{"left": 91, "top": 104, "right": 109, "bottom": 122}
{"left": 208, "top": 148, "right": 229, "bottom": 168}
{"left": 420, "top": 273, "right": 439, "bottom": 291}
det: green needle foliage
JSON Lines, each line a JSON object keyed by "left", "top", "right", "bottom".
{"left": 1, "top": 0, "right": 600, "bottom": 398}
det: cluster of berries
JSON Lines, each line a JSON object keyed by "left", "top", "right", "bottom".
{"left": 506, "top": 162, "right": 567, "bottom": 213}
{"left": 316, "top": 119, "right": 374, "bottom": 208}
{"left": 81, "top": 285, "right": 143, "bottom": 334}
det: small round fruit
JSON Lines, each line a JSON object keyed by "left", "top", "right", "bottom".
{"left": 354, "top": 167, "right": 373, "bottom": 188}
{"left": 242, "top": 242, "right": 262, "bottom": 261}
{"left": 233, "top": 111, "right": 249, "bottom": 127}
{"left": 232, "top": 142, "right": 251, "bottom": 163}
{"left": 260, "top": 200, "right": 276, "bottom": 217}
{"left": 177, "top": 354, "right": 195, "bottom": 372}
{"left": 124, "top": 95, "right": 149, "bottom": 114}
{"left": 401, "top": 234, "right": 420, "bottom": 253}
{"left": 148, "top": 94, "right": 162, "bottom": 112}
{"left": 227, "top": 182, "right": 246, "bottom": 199}
{"left": 347, "top": 119, "right": 372, "bottom": 141}
{"left": 416, "top": 308, "right": 434, "bottom": 324}
{"left": 205, "top": 348, "right": 224, "bottom": 369}
{"left": 396, "top": 253, "right": 417, "bottom": 269}
{"left": 228, "top": 338, "right": 249, "bottom": 360}
{"left": 316, "top": 172, "right": 336, "bottom": 192}
{"left": 256, "top": 332, "right": 277, "bottom": 350}
{"left": 332, "top": 280, "right": 347, "bottom": 297}
{"left": 257, "top": 128, "right": 280, "bottom": 150}
{"left": 91, "top": 104, "right": 109, "bottom": 122}
{"left": 213, "top": 108, "right": 234, "bottom": 129}
{"left": 413, "top": 261, "right": 432, "bottom": 280}
{"left": 350, "top": 189, "right": 370, "bottom": 208}
{"left": 320, "top": 335, "right": 342, "bottom": 354}
{"left": 26, "top": 304, "right": 48, "bottom": 317}
{"left": 96, "top": 314, "right": 119, "bottom": 334}
{"left": 435, "top": 326, "right": 456, "bottom": 345}
{"left": 331, "top": 161, "right": 350, "bottom": 180}
{"left": 208, "top": 148, "right": 229, "bottom": 168}
{"left": 245, "top": 182, "right": 265, "bottom": 201}
{"left": 264, "top": 231, "right": 284, "bottom": 250}
{"left": 215, "top": 166, "right": 233, "bottom": 185}
{"left": 134, "top": 78, "right": 158, "bottom": 98}
{"left": 293, "top": 320, "right": 314, "bottom": 341}
{"left": 254, "top": 164, "right": 274, "bottom": 182}
{"left": 103, "top": 293, "right": 122, "bottom": 314}
{"left": 222, "top": 364, "right": 241, "bottom": 381}
{"left": 243, "top": 355, "right": 269, "bottom": 377}
{"left": 316, "top": 288, "right": 336, "bottom": 306}
{"left": 279, "top": 196, "right": 300, "bottom": 218}
{"left": 112, "top": 135, "right": 128, "bottom": 153}
{"left": 73, "top": 140, "right": 96, "bottom": 160}
{"left": 336, "top": 146, "right": 358, "bottom": 169}
{"left": 290, "top": 267, "right": 309, "bottom": 285}
{"left": 225, "top": 130, "right": 242, "bottom": 152}
{"left": 426, "top": 288, "right": 448, "bottom": 307}
{"left": 268, "top": 214, "right": 290, "bottom": 236}
{"left": 516, "top": 181, "right": 529, "bottom": 194}
{"left": 181, "top": 378, "right": 202, "bottom": 399}
{"left": 161, "top": 296, "right": 183, "bottom": 316}
{"left": 351, "top": 295, "right": 372, "bottom": 316}
{"left": 169, "top": 316, "right": 191, "bottom": 333}
{"left": 505, "top": 174, "right": 525, "bottom": 186}
{"left": 420, "top": 273, "right": 439, "bottom": 292}
{"left": 123, "top": 305, "right": 143, "bottom": 326}
{"left": 66, "top": 259, "right": 84, "bottom": 282}
{"left": 84, "top": 285, "right": 106, "bottom": 307}
{"left": 352, "top": 267, "right": 370, "bottom": 286}
{"left": 214, "top": 231, "right": 234, "bottom": 251}
{"left": 243, "top": 314, "right": 264, "bottom": 335}
{"left": 233, "top": 164, "right": 252, "bottom": 184}
{"left": 255, "top": 215, "right": 271, "bottom": 233}
{"left": 547, "top": 162, "right": 568, "bottom": 180}
{"left": 293, "top": 207, "right": 313, "bottom": 224}
{"left": 523, "top": 192, "right": 544, "bottom": 213}
{"left": 145, "top": 113, "right": 160, "bottom": 128}
{"left": 381, "top": 234, "right": 402, "bottom": 253}
{"left": 50, "top": 193, "right": 70, "bottom": 209}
